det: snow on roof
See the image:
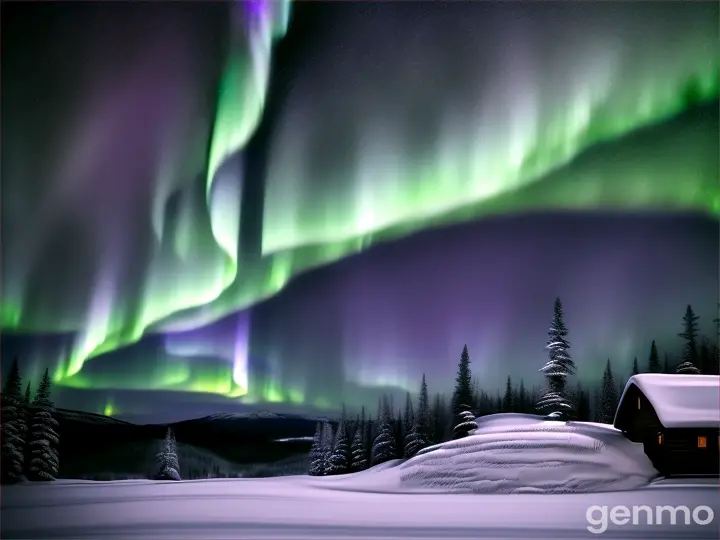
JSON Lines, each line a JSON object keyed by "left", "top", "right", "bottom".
{"left": 616, "top": 374, "right": 720, "bottom": 429}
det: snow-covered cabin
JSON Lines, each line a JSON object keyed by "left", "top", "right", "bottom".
{"left": 614, "top": 374, "right": 720, "bottom": 476}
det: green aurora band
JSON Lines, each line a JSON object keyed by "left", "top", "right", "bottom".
{"left": 2, "top": 1, "right": 719, "bottom": 403}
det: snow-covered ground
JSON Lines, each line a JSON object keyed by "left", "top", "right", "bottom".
{"left": 3, "top": 476, "right": 718, "bottom": 539}
{"left": 2, "top": 414, "right": 717, "bottom": 539}
{"left": 398, "top": 414, "right": 658, "bottom": 493}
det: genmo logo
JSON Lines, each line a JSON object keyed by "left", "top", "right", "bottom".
{"left": 586, "top": 505, "right": 715, "bottom": 534}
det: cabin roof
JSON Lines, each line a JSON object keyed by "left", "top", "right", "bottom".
{"left": 614, "top": 374, "right": 720, "bottom": 429}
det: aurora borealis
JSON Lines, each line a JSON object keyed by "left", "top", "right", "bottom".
{"left": 2, "top": 1, "right": 718, "bottom": 422}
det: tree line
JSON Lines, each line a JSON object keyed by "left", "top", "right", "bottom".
{"left": 307, "top": 300, "right": 718, "bottom": 476}
{"left": 1, "top": 361, "right": 60, "bottom": 484}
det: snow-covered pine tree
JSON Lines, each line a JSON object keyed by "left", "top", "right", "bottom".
{"left": 405, "top": 374, "right": 431, "bottom": 457}
{"left": 452, "top": 406, "right": 477, "bottom": 439}
{"left": 402, "top": 392, "right": 414, "bottom": 457}
{"left": 1, "top": 359, "right": 27, "bottom": 484}
{"left": 394, "top": 409, "right": 404, "bottom": 458}
{"left": 631, "top": 357, "right": 639, "bottom": 375}
{"left": 155, "top": 427, "right": 181, "bottom": 480}
{"left": 647, "top": 340, "right": 661, "bottom": 373}
{"left": 308, "top": 421, "right": 324, "bottom": 475}
{"left": 327, "top": 409, "right": 350, "bottom": 475}
{"left": 675, "top": 361, "right": 701, "bottom": 374}
{"left": 678, "top": 305, "right": 700, "bottom": 367}
{"left": 451, "top": 345, "right": 473, "bottom": 419}
{"left": 22, "top": 380, "right": 32, "bottom": 475}
{"left": 371, "top": 397, "right": 396, "bottom": 466}
{"left": 537, "top": 297, "right": 576, "bottom": 417}
{"left": 598, "top": 359, "right": 619, "bottom": 424}
{"left": 27, "top": 368, "right": 59, "bottom": 481}
{"left": 350, "top": 423, "right": 368, "bottom": 472}
{"left": 320, "top": 421, "right": 334, "bottom": 475}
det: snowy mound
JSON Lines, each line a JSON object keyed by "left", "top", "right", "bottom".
{"left": 398, "top": 413, "right": 658, "bottom": 494}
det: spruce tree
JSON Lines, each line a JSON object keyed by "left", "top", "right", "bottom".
{"left": 663, "top": 354, "right": 671, "bottom": 374}
{"left": 451, "top": 345, "right": 473, "bottom": 426}
{"left": 430, "top": 393, "right": 446, "bottom": 444}
{"left": 537, "top": 297, "right": 576, "bottom": 416}
{"left": 371, "top": 397, "right": 396, "bottom": 466}
{"left": 574, "top": 382, "right": 591, "bottom": 421}
{"left": 327, "top": 412, "right": 350, "bottom": 475}
{"left": 155, "top": 427, "right": 180, "bottom": 480}
{"left": 402, "top": 392, "right": 414, "bottom": 457}
{"left": 350, "top": 424, "right": 367, "bottom": 472}
{"left": 502, "top": 376, "right": 513, "bottom": 413}
{"left": 23, "top": 382, "right": 32, "bottom": 405}
{"left": 647, "top": 341, "right": 660, "bottom": 373}
{"left": 22, "top": 381, "right": 32, "bottom": 474}
{"left": 598, "top": 359, "right": 619, "bottom": 424}
{"left": 405, "top": 374, "right": 431, "bottom": 457}
{"left": 678, "top": 305, "right": 700, "bottom": 366}
{"left": 452, "top": 407, "right": 477, "bottom": 439}
{"left": 518, "top": 379, "right": 527, "bottom": 414}
{"left": 308, "top": 421, "right": 324, "bottom": 475}
{"left": 631, "top": 357, "right": 639, "bottom": 375}
{"left": 1, "top": 359, "right": 26, "bottom": 483}
{"left": 320, "top": 421, "right": 334, "bottom": 474}
{"left": 27, "top": 368, "right": 59, "bottom": 481}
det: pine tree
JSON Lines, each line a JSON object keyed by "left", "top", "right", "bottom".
{"left": 308, "top": 421, "right": 324, "bottom": 475}
{"left": 517, "top": 379, "right": 527, "bottom": 414}
{"left": 502, "top": 376, "right": 513, "bottom": 412}
{"left": 27, "top": 369, "right": 59, "bottom": 481}
{"left": 598, "top": 359, "right": 619, "bottom": 424}
{"left": 327, "top": 410, "right": 350, "bottom": 475}
{"left": 394, "top": 409, "right": 404, "bottom": 458}
{"left": 574, "top": 382, "right": 591, "bottom": 421}
{"left": 537, "top": 297, "right": 576, "bottom": 416}
{"left": 631, "top": 357, "right": 639, "bottom": 375}
{"left": 364, "top": 415, "right": 374, "bottom": 464}
{"left": 1, "top": 359, "right": 26, "bottom": 483}
{"left": 320, "top": 421, "right": 334, "bottom": 474}
{"left": 155, "top": 427, "right": 180, "bottom": 480}
{"left": 663, "top": 354, "right": 671, "bottom": 374}
{"left": 647, "top": 341, "right": 660, "bottom": 373}
{"left": 23, "top": 382, "right": 32, "bottom": 405}
{"left": 451, "top": 345, "right": 473, "bottom": 430}
{"left": 22, "top": 380, "right": 32, "bottom": 474}
{"left": 371, "top": 397, "right": 396, "bottom": 466}
{"left": 430, "top": 393, "right": 446, "bottom": 444}
{"left": 452, "top": 407, "right": 477, "bottom": 439}
{"left": 678, "top": 305, "right": 700, "bottom": 366}
{"left": 350, "top": 423, "right": 367, "bottom": 472}
{"left": 405, "top": 374, "right": 431, "bottom": 457}
{"left": 402, "top": 392, "right": 414, "bottom": 457}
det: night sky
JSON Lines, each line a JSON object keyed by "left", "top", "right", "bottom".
{"left": 2, "top": 1, "right": 718, "bottom": 423}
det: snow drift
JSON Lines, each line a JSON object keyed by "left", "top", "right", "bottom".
{"left": 397, "top": 413, "right": 658, "bottom": 493}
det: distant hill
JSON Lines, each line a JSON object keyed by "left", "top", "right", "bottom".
{"left": 54, "top": 408, "right": 325, "bottom": 480}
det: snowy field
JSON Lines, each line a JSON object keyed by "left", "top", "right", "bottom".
{"left": 2, "top": 414, "right": 718, "bottom": 539}
{"left": 2, "top": 475, "right": 718, "bottom": 539}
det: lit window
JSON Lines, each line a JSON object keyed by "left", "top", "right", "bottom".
{"left": 637, "top": 397, "right": 641, "bottom": 410}
{"left": 698, "top": 436, "right": 707, "bottom": 448}
{"left": 657, "top": 433, "right": 663, "bottom": 445}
